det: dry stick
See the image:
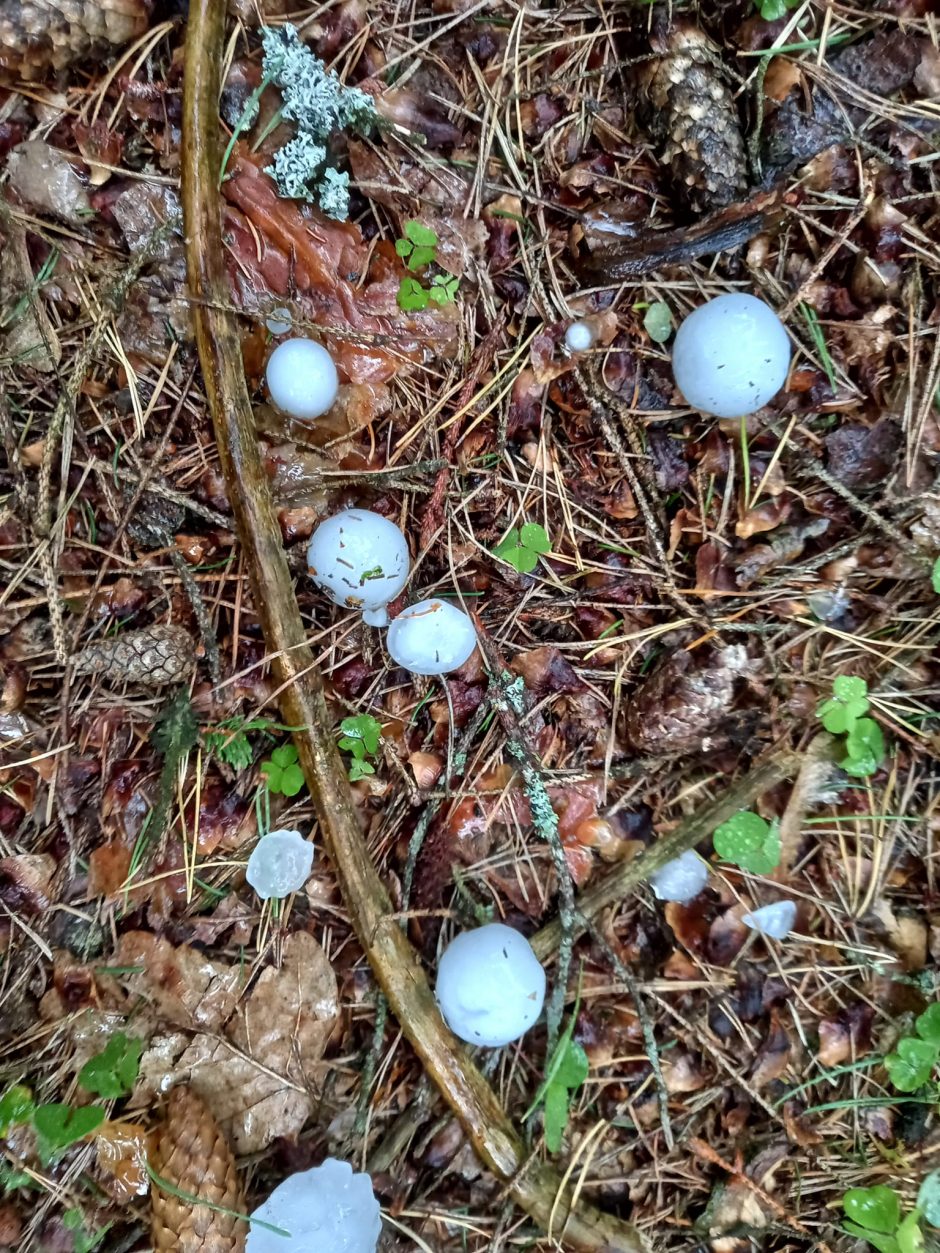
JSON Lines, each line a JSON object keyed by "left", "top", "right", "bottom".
{"left": 529, "top": 748, "right": 801, "bottom": 962}
{"left": 181, "top": 6, "right": 648, "bottom": 1248}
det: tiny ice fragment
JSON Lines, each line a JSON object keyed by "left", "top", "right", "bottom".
{"left": 649, "top": 849, "right": 709, "bottom": 903}
{"left": 742, "top": 900, "right": 797, "bottom": 940}
{"left": 266, "top": 306, "right": 292, "bottom": 335}
{"left": 564, "top": 320, "right": 595, "bottom": 353}
{"left": 246, "top": 1157, "right": 381, "bottom": 1253}
{"left": 307, "top": 509, "right": 410, "bottom": 623}
{"left": 386, "top": 598, "right": 477, "bottom": 676}
{"left": 671, "top": 293, "right": 790, "bottom": 419}
{"left": 435, "top": 922, "right": 546, "bottom": 1047}
{"left": 265, "top": 337, "right": 339, "bottom": 420}
{"left": 246, "top": 829, "right": 313, "bottom": 900}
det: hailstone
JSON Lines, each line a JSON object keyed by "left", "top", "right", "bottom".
{"left": 743, "top": 899, "right": 797, "bottom": 940}
{"left": 246, "top": 1158, "right": 381, "bottom": 1253}
{"left": 386, "top": 599, "right": 477, "bottom": 675}
{"left": 246, "top": 829, "right": 313, "bottom": 900}
{"left": 671, "top": 293, "right": 790, "bottom": 419}
{"left": 649, "top": 850, "right": 710, "bottom": 904}
{"left": 266, "top": 337, "right": 339, "bottom": 420}
{"left": 265, "top": 306, "right": 293, "bottom": 335}
{"left": 435, "top": 922, "right": 546, "bottom": 1047}
{"left": 565, "top": 320, "right": 595, "bottom": 353}
{"left": 307, "top": 509, "right": 410, "bottom": 627}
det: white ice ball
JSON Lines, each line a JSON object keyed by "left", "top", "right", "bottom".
{"left": 436, "top": 923, "right": 546, "bottom": 1047}
{"left": 386, "top": 598, "right": 477, "bottom": 676}
{"left": 246, "top": 1158, "right": 381, "bottom": 1253}
{"left": 266, "top": 337, "right": 339, "bottom": 420}
{"left": 265, "top": 306, "right": 292, "bottom": 335}
{"left": 565, "top": 320, "right": 595, "bottom": 353}
{"left": 650, "top": 850, "right": 710, "bottom": 904}
{"left": 307, "top": 509, "right": 410, "bottom": 626}
{"left": 743, "top": 900, "right": 797, "bottom": 940}
{"left": 671, "top": 293, "right": 790, "bottom": 419}
{"left": 246, "top": 829, "right": 313, "bottom": 900}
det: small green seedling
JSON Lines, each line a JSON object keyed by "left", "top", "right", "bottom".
{"left": 394, "top": 222, "right": 460, "bottom": 311}
{"left": 817, "top": 676, "right": 885, "bottom": 777}
{"left": 524, "top": 1004, "right": 589, "bottom": 1153}
{"left": 32, "top": 1103, "right": 105, "bottom": 1165}
{"left": 395, "top": 221, "right": 438, "bottom": 272}
{"left": 493, "top": 523, "right": 551, "bottom": 575}
{"left": 63, "top": 1209, "right": 112, "bottom": 1253}
{"left": 338, "top": 714, "right": 382, "bottom": 782}
{"left": 931, "top": 557, "right": 940, "bottom": 595}
{"left": 204, "top": 716, "right": 302, "bottom": 771}
{"left": 842, "top": 1184, "right": 926, "bottom": 1253}
{"left": 754, "top": 0, "right": 799, "bottom": 19}
{"left": 260, "top": 744, "right": 305, "bottom": 797}
{"left": 78, "top": 1032, "right": 142, "bottom": 1100}
{"left": 713, "top": 811, "right": 781, "bottom": 875}
{"left": 885, "top": 1003, "right": 940, "bottom": 1092}
{"left": 0, "top": 1085, "right": 34, "bottom": 1134}
{"left": 818, "top": 675, "right": 869, "bottom": 735}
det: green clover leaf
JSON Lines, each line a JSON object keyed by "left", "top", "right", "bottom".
{"left": 915, "top": 1003, "right": 940, "bottom": 1046}
{"left": 261, "top": 743, "right": 305, "bottom": 796}
{"left": 841, "top": 717, "right": 885, "bottom": 777}
{"left": 713, "top": 812, "right": 781, "bottom": 874}
{"left": 33, "top": 1104, "right": 105, "bottom": 1164}
{"left": 0, "top": 1085, "right": 34, "bottom": 1135}
{"left": 397, "top": 276, "right": 430, "bottom": 312}
{"left": 493, "top": 523, "right": 551, "bottom": 574}
{"left": 885, "top": 1037, "right": 937, "bottom": 1092}
{"left": 78, "top": 1032, "right": 142, "bottom": 1099}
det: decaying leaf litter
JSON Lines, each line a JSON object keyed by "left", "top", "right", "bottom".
{"left": 1, "top": 0, "right": 939, "bottom": 1248}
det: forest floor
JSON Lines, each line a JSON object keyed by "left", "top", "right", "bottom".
{"left": 1, "top": 0, "right": 939, "bottom": 1250}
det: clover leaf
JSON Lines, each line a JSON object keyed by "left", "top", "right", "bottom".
{"left": 33, "top": 1104, "right": 105, "bottom": 1164}
{"left": 713, "top": 811, "right": 781, "bottom": 874}
{"left": 78, "top": 1032, "right": 142, "bottom": 1099}
{"left": 885, "top": 1036, "right": 937, "bottom": 1092}
{"left": 260, "top": 744, "right": 305, "bottom": 797}
{"left": 818, "top": 675, "right": 869, "bottom": 735}
{"left": 493, "top": 523, "right": 551, "bottom": 575}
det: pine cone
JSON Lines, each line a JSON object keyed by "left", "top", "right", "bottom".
{"left": 72, "top": 623, "right": 195, "bottom": 686}
{"left": 626, "top": 644, "right": 749, "bottom": 755}
{"left": 150, "top": 1085, "right": 247, "bottom": 1253}
{"left": 0, "top": 0, "right": 151, "bottom": 82}
{"left": 636, "top": 21, "right": 747, "bottom": 214}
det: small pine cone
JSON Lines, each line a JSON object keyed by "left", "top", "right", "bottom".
{"left": 626, "top": 644, "right": 749, "bottom": 755}
{"left": 636, "top": 21, "right": 748, "bottom": 214}
{"left": 151, "top": 1085, "right": 247, "bottom": 1253}
{"left": 0, "top": 0, "right": 151, "bottom": 82}
{"left": 72, "top": 623, "right": 195, "bottom": 686}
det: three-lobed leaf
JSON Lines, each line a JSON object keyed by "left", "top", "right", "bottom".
{"left": 397, "top": 276, "right": 430, "bottom": 312}
{"left": 841, "top": 717, "right": 885, "bottom": 777}
{"left": 78, "top": 1032, "right": 142, "bottom": 1100}
{"left": 916, "top": 1003, "right": 940, "bottom": 1046}
{"left": 260, "top": 743, "right": 305, "bottom": 797}
{"left": 338, "top": 715, "right": 382, "bottom": 757}
{"left": 818, "top": 675, "right": 869, "bottom": 735}
{"left": 493, "top": 523, "right": 551, "bottom": 575}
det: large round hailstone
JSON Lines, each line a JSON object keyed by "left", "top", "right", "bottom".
{"left": 671, "top": 293, "right": 790, "bottom": 419}
{"left": 435, "top": 922, "right": 546, "bottom": 1047}
{"left": 246, "top": 829, "right": 313, "bottom": 900}
{"left": 565, "top": 320, "right": 595, "bottom": 353}
{"left": 386, "top": 598, "right": 477, "bottom": 675}
{"left": 265, "top": 337, "right": 339, "bottom": 420}
{"left": 307, "top": 509, "right": 410, "bottom": 627}
{"left": 246, "top": 1158, "right": 381, "bottom": 1253}
{"left": 649, "top": 850, "right": 709, "bottom": 904}
{"left": 743, "top": 899, "right": 797, "bottom": 940}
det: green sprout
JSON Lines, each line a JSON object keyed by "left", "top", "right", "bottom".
{"left": 885, "top": 1004, "right": 940, "bottom": 1092}
{"left": 338, "top": 714, "right": 382, "bottom": 782}
{"left": 524, "top": 1003, "right": 588, "bottom": 1153}
{"left": 78, "top": 1032, "right": 142, "bottom": 1100}
{"left": 816, "top": 676, "right": 885, "bottom": 778}
{"left": 713, "top": 811, "right": 781, "bottom": 875}
{"left": 260, "top": 744, "right": 305, "bottom": 797}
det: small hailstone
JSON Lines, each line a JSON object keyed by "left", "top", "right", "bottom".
{"left": 246, "top": 1158, "right": 381, "bottom": 1253}
{"left": 743, "top": 900, "right": 797, "bottom": 940}
{"left": 307, "top": 508, "right": 409, "bottom": 626}
{"left": 246, "top": 829, "right": 313, "bottom": 900}
{"left": 435, "top": 923, "right": 546, "bottom": 1047}
{"left": 266, "top": 337, "right": 339, "bottom": 421}
{"left": 386, "top": 599, "right": 477, "bottom": 676}
{"left": 649, "top": 850, "right": 710, "bottom": 904}
{"left": 671, "top": 293, "right": 791, "bottom": 419}
{"left": 266, "top": 306, "right": 292, "bottom": 335}
{"left": 564, "top": 320, "right": 595, "bottom": 353}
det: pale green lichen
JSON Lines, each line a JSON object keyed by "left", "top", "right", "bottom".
{"left": 259, "top": 24, "right": 376, "bottom": 220}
